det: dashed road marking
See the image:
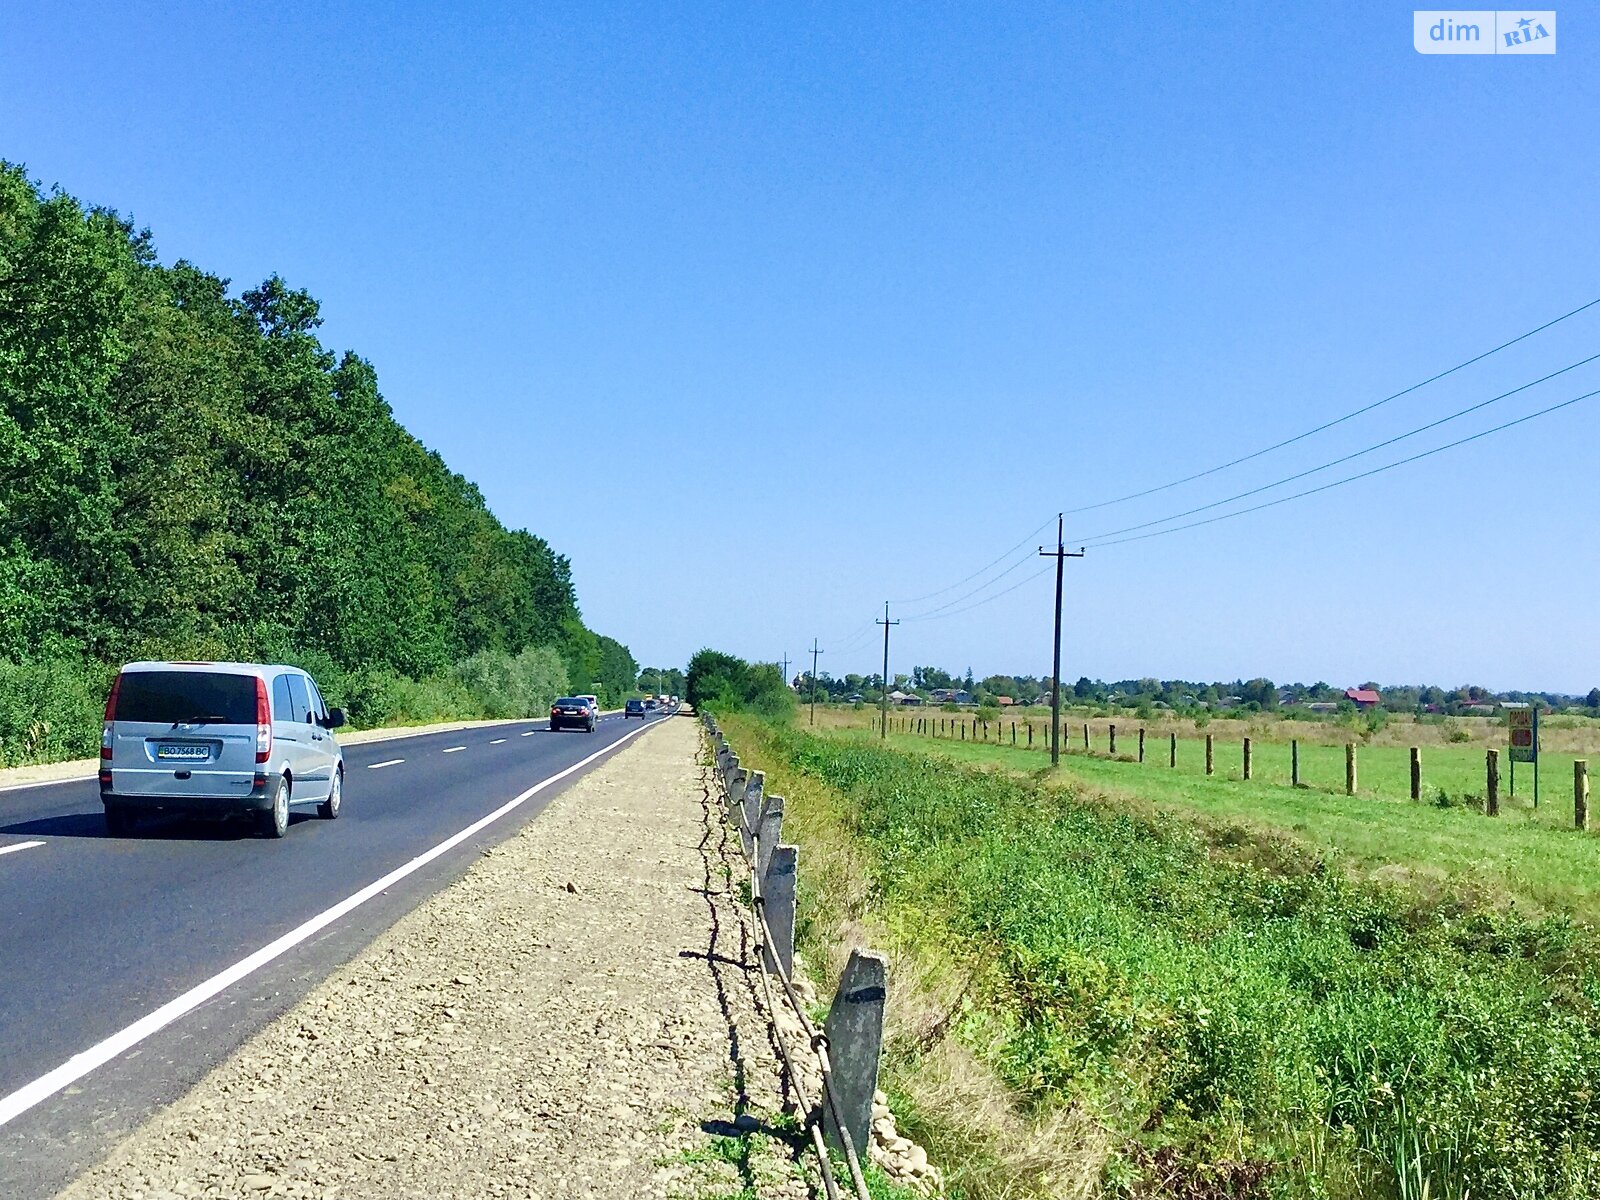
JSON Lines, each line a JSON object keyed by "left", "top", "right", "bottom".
{"left": 366, "top": 759, "right": 404, "bottom": 770}
{"left": 520, "top": 731, "right": 537, "bottom": 737}
{"left": 0, "top": 715, "right": 660, "bottom": 1130}
{"left": 0, "top": 840, "right": 44, "bottom": 858}
{"left": 489, "top": 738, "right": 506, "bottom": 745}
{"left": 442, "top": 746, "right": 466, "bottom": 754}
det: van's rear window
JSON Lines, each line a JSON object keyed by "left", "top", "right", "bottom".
{"left": 112, "top": 672, "right": 257, "bottom": 725}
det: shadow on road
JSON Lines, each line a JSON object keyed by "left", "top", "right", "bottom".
{"left": 0, "top": 810, "right": 311, "bottom": 841}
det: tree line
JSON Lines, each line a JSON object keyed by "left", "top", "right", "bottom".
{"left": 0, "top": 163, "right": 634, "bottom": 760}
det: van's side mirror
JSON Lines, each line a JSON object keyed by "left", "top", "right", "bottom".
{"left": 326, "top": 708, "right": 347, "bottom": 729}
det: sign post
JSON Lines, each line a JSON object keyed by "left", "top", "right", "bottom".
{"left": 1508, "top": 706, "right": 1538, "bottom": 807}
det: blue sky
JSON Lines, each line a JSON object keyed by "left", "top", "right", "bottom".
{"left": 4, "top": 2, "right": 1597, "bottom": 691}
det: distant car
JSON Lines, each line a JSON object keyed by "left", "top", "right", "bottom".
{"left": 625, "top": 699, "right": 646, "bottom": 719}
{"left": 644, "top": 697, "right": 657, "bottom": 710}
{"left": 99, "top": 661, "right": 347, "bottom": 839}
{"left": 551, "top": 696, "right": 596, "bottom": 732}
{"left": 577, "top": 694, "right": 599, "bottom": 716}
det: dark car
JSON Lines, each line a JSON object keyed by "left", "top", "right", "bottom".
{"left": 625, "top": 698, "right": 646, "bottom": 719}
{"left": 550, "top": 696, "right": 596, "bottom": 732}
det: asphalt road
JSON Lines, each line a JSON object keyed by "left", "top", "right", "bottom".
{"left": 0, "top": 707, "right": 675, "bottom": 1199}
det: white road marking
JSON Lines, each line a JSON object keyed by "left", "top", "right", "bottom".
{"left": 442, "top": 746, "right": 466, "bottom": 754}
{"left": 489, "top": 739, "right": 506, "bottom": 745}
{"left": 366, "top": 759, "right": 404, "bottom": 770}
{"left": 520, "top": 731, "right": 537, "bottom": 737}
{"left": 0, "top": 716, "right": 660, "bottom": 1129}
{"left": 0, "top": 840, "right": 45, "bottom": 858}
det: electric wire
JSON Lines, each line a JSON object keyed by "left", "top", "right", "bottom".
{"left": 1060, "top": 294, "right": 1600, "bottom": 516}
{"left": 1082, "top": 385, "right": 1600, "bottom": 549}
{"left": 901, "top": 561, "right": 1056, "bottom": 624}
{"left": 1065, "top": 351, "right": 1600, "bottom": 545}
{"left": 887, "top": 514, "right": 1056, "bottom": 605}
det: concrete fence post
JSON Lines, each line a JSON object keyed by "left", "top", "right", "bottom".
{"left": 823, "top": 948, "right": 888, "bottom": 1162}
{"left": 1410, "top": 747, "right": 1422, "bottom": 801}
{"left": 762, "top": 845, "right": 797, "bottom": 976}
{"left": 1345, "top": 744, "right": 1357, "bottom": 796}
{"left": 1577, "top": 760, "right": 1589, "bottom": 832}
{"left": 742, "top": 771, "right": 765, "bottom": 858}
{"left": 1205, "top": 734, "right": 1214, "bottom": 776}
{"left": 1486, "top": 750, "right": 1500, "bottom": 816}
{"left": 757, "top": 794, "right": 785, "bottom": 881}
{"left": 1243, "top": 737, "right": 1252, "bottom": 781}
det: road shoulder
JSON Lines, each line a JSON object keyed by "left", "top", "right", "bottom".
{"left": 55, "top": 715, "right": 809, "bottom": 1200}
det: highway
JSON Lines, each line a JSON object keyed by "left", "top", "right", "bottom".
{"left": 0, "top": 707, "right": 674, "bottom": 1199}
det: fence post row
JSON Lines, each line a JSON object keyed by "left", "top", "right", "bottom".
{"left": 823, "top": 948, "right": 889, "bottom": 1162}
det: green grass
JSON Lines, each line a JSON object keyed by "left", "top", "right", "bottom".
{"left": 859, "top": 722, "right": 1600, "bottom": 925}
{"left": 730, "top": 717, "right": 1600, "bottom": 1199}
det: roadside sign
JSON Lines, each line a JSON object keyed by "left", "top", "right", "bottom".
{"left": 1508, "top": 708, "right": 1536, "bottom": 763}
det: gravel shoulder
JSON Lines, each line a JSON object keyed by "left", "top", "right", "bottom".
{"left": 56, "top": 715, "right": 809, "bottom": 1200}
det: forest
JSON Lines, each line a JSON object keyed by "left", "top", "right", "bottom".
{"left": 0, "top": 163, "right": 633, "bottom": 762}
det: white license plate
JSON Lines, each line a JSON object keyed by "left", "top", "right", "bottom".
{"left": 156, "top": 744, "right": 210, "bottom": 762}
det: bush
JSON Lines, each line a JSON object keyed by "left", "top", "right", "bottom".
{"left": 975, "top": 704, "right": 1000, "bottom": 723}
{"left": 1446, "top": 723, "right": 1474, "bottom": 744}
{"left": 453, "top": 645, "right": 568, "bottom": 719}
{"left": 0, "top": 658, "right": 116, "bottom": 766}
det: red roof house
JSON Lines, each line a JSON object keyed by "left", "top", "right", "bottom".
{"left": 1345, "top": 687, "right": 1381, "bottom": 709}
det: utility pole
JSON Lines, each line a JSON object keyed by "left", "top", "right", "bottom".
{"left": 1039, "top": 515, "right": 1085, "bottom": 767}
{"left": 876, "top": 602, "right": 899, "bottom": 739}
{"left": 779, "top": 652, "right": 791, "bottom": 692}
{"left": 809, "top": 638, "right": 824, "bottom": 726}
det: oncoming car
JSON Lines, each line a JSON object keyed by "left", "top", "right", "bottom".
{"left": 550, "top": 697, "right": 597, "bottom": 732}
{"left": 625, "top": 698, "right": 646, "bottom": 719}
{"left": 99, "top": 661, "right": 347, "bottom": 839}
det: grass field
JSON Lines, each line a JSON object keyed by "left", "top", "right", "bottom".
{"left": 722, "top": 712, "right": 1600, "bottom": 1199}
{"left": 809, "top": 709, "right": 1600, "bottom": 923}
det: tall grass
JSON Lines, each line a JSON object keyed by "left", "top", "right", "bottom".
{"left": 746, "top": 722, "right": 1600, "bottom": 1198}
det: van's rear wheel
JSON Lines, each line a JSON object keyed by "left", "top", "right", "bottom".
{"left": 104, "top": 804, "right": 134, "bottom": 837}
{"left": 261, "top": 776, "right": 290, "bottom": 839}
{"left": 318, "top": 768, "right": 342, "bottom": 820}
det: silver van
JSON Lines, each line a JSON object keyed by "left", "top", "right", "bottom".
{"left": 99, "top": 661, "right": 347, "bottom": 839}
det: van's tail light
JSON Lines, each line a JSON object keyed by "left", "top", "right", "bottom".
{"left": 255, "top": 676, "right": 272, "bottom": 764}
{"left": 101, "top": 674, "right": 122, "bottom": 760}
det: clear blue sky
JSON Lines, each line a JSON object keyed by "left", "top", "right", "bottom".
{"left": 4, "top": 2, "right": 1597, "bottom": 691}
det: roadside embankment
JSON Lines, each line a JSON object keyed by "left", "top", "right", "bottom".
{"left": 56, "top": 715, "right": 811, "bottom": 1200}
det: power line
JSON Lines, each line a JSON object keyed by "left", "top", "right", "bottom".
{"left": 901, "top": 561, "right": 1055, "bottom": 623}
{"left": 1066, "top": 351, "right": 1600, "bottom": 545}
{"left": 888, "top": 514, "right": 1056, "bottom": 606}
{"left": 1083, "top": 385, "right": 1600, "bottom": 549}
{"left": 899, "top": 542, "right": 1042, "bottom": 621}
{"left": 1060, "top": 295, "right": 1600, "bottom": 517}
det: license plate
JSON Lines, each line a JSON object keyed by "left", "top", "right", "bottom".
{"left": 156, "top": 744, "right": 210, "bottom": 762}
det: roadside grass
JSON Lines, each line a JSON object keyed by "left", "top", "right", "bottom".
{"left": 722, "top": 714, "right": 1600, "bottom": 1199}
{"left": 831, "top": 725, "right": 1600, "bottom": 924}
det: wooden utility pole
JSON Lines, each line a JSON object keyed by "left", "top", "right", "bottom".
{"left": 1039, "top": 515, "right": 1085, "bottom": 767}
{"left": 808, "top": 639, "right": 823, "bottom": 726}
{"left": 876, "top": 603, "right": 898, "bottom": 739}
